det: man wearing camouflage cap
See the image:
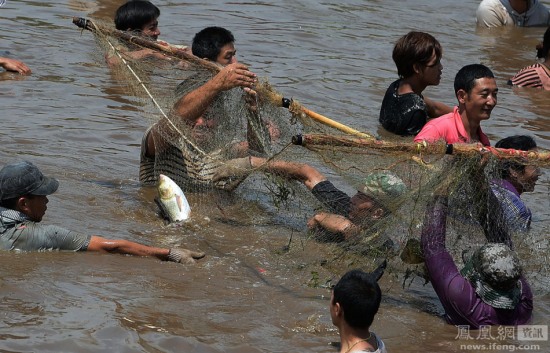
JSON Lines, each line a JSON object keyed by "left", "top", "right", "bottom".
{"left": 216, "top": 157, "right": 407, "bottom": 240}
{"left": 421, "top": 194, "right": 533, "bottom": 328}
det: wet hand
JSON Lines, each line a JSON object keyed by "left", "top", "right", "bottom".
{"left": 215, "top": 63, "right": 256, "bottom": 91}
{"left": 211, "top": 157, "right": 253, "bottom": 182}
{"left": 0, "top": 57, "right": 31, "bottom": 75}
{"left": 167, "top": 247, "right": 206, "bottom": 264}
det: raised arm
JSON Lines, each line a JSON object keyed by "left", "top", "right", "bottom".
{"left": 87, "top": 235, "right": 205, "bottom": 264}
{"left": 144, "top": 62, "right": 257, "bottom": 157}
{"left": 172, "top": 62, "right": 257, "bottom": 126}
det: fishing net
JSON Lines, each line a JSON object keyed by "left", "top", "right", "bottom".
{"left": 74, "top": 18, "right": 550, "bottom": 295}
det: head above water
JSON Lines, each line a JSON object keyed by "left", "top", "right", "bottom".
{"left": 350, "top": 171, "right": 406, "bottom": 222}
{"left": 192, "top": 26, "right": 236, "bottom": 65}
{"left": 392, "top": 31, "right": 442, "bottom": 79}
{"left": 331, "top": 263, "right": 385, "bottom": 330}
{"left": 454, "top": 63, "right": 495, "bottom": 96}
{"left": 115, "top": 0, "right": 161, "bottom": 39}
{"left": 461, "top": 243, "right": 523, "bottom": 310}
{"left": 536, "top": 26, "right": 550, "bottom": 60}
{"left": 495, "top": 135, "right": 540, "bottom": 193}
{"left": 0, "top": 161, "right": 59, "bottom": 202}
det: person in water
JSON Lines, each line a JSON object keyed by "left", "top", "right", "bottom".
{"left": 213, "top": 157, "right": 406, "bottom": 241}
{"left": 0, "top": 160, "right": 204, "bottom": 264}
{"left": 414, "top": 64, "right": 497, "bottom": 146}
{"left": 109, "top": 0, "right": 189, "bottom": 65}
{"left": 0, "top": 56, "right": 31, "bottom": 75}
{"left": 477, "top": 0, "right": 550, "bottom": 27}
{"left": 379, "top": 31, "right": 451, "bottom": 136}
{"left": 330, "top": 264, "right": 387, "bottom": 353}
{"left": 509, "top": 26, "right": 550, "bottom": 90}
{"left": 421, "top": 193, "right": 533, "bottom": 328}
{"left": 139, "top": 26, "right": 259, "bottom": 191}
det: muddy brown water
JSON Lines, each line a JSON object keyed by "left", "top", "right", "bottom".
{"left": 0, "top": 1, "right": 549, "bottom": 352}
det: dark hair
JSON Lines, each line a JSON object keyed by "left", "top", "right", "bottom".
{"left": 192, "top": 27, "right": 235, "bottom": 61}
{"left": 454, "top": 64, "right": 494, "bottom": 95}
{"left": 392, "top": 31, "right": 442, "bottom": 78}
{"left": 536, "top": 26, "right": 550, "bottom": 59}
{"left": 0, "top": 196, "right": 19, "bottom": 210}
{"left": 332, "top": 269, "right": 381, "bottom": 329}
{"left": 495, "top": 135, "right": 537, "bottom": 178}
{"left": 114, "top": 0, "right": 160, "bottom": 31}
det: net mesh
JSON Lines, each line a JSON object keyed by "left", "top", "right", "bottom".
{"left": 76, "top": 18, "right": 550, "bottom": 295}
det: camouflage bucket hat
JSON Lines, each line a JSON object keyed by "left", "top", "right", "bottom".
{"left": 360, "top": 171, "right": 406, "bottom": 212}
{"left": 460, "top": 243, "right": 522, "bottom": 310}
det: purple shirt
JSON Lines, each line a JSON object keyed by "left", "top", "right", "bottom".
{"left": 490, "top": 179, "right": 532, "bottom": 232}
{"left": 421, "top": 197, "right": 533, "bottom": 328}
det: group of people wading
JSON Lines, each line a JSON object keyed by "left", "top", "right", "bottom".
{"left": 1, "top": 1, "right": 548, "bottom": 352}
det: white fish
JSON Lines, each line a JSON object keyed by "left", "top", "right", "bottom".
{"left": 156, "top": 174, "right": 191, "bottom": 222}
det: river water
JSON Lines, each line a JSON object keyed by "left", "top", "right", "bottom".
{"left": 1, "top": 1, "right": 549, "bottom": 352}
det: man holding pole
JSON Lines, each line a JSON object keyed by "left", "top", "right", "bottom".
{"left": 139, "top": 26, "right": 261, "bottom": 192}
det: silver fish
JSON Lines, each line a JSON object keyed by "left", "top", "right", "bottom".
{"left": 156, "top": 174, "right": 191, "bottom": 222}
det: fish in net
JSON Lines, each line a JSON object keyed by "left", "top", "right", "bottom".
{"left": 73, "top": 17, "right": 550, "bottom": 296}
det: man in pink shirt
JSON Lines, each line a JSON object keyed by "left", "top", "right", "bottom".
{"left": 414, "top": 64, "right": 497, "bottom": 146}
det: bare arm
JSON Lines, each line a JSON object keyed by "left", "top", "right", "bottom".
{"left": 172, "top": 62, "right": 257, "bottom": 126}
{"left": 424, "top": 96, "right": 452, "bottom": 119}
{"left": 0, "top": 57, "right": 31, "bottom": 74}
{"left": 144, "top": 63, "right": 257, "bottom": 157}
{"left": 250, "top": 157, "right": 326, "bottom": 190}
{"left": 307, "top": 212, "right": 361, "bottom": 239}
{"left": 87, "top": 235, "right": 204, "bottom": 263}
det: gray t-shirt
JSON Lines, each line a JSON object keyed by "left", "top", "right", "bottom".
{"left": 0, "top": 208, "right": 91, "bottom": 251}
{"left": 477, "top": 0, "right": 550, "bottom": 27}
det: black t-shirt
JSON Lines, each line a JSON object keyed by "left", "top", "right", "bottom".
{"left": 379, "top": 79, "right": 429, "bottom": 136}
{"left": 311, "top": 180, "right": 351, "bottom": 216}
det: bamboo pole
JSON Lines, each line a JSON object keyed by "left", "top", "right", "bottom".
{"left": 292, "top": 133, "right": 550, "bottom": 165}
{"left": 73, "top": 17, "right": 207, "bottom": 157}
{"left": 254, "top": 81, "right": 373, "bottom": 138}
{"left": 72, "top": 17, "right": 372, "bottom": 139}
{"left": 72, "top": 17, "right": 219, "bottom": 73}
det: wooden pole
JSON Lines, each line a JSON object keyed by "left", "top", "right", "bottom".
{"left": 292, "top": 133, "right": 550, "bottom": 165}
{"left": 72, "top": 17, "right": 219, "bottom": 73}
{"left": 73, "top": 17, "right": 373, "bottom": 139}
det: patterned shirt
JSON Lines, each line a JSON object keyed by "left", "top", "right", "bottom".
{"left": 490, "top": 179, "right": 532, "bottom": 232}
{"left": 509, "top": 63, "right": 550, "bottom": 90}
